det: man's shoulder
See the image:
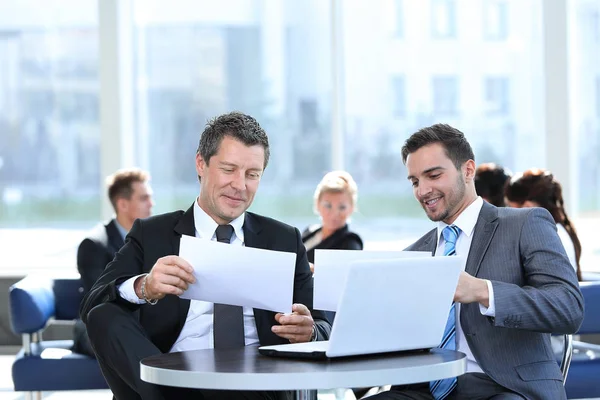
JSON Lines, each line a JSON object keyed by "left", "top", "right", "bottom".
{"left": 405, "top": 227, "right": 437, "bottom": 251}
{"left": 495, "top": 206, "right": 552, "bottom": 224}
{"left": 247, "top": 212, "right": 298, "bottom": 235}
{"left": 81, "top": 222, "right": 109, "bottom": 246}
{"left": 139, "top": 209, "right": 186, "bottom": 229}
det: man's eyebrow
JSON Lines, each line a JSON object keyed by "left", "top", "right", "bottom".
{"left": 407, "top": 166, "right": 445, "bottom": 181}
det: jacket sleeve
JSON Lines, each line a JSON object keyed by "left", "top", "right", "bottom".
{"left": 340, "top": 236, "right": 363, "bottom": 251}
{"left": 491, "top": 208, "right": 584, "bottom": 334}
{"left": 291, "top": 227, "right": 332, "bottom": 341}
{"left": 79, "top": 219, "right": 146, "bottom": 324}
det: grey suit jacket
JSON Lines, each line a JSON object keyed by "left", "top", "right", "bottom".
{"left": 406, "top": 202, "right": 583, "bottom": 399}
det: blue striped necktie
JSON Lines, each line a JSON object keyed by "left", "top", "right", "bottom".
{"left": 430, "top": 224, "right": 461, "bottom": 400}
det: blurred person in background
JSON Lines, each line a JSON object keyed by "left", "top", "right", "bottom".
{"left": 73, "top": 168, "right": 153, "bottom": 357}
{"left": 505, "top": 168, "right": 582, "bottom": 281}
{"left": 474, "top": 163, "right": 511, "bottom": 207}
{"left": 302, "top": 170, "right": 363, "bottom": 272}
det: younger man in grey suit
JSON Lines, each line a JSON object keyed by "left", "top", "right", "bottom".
{"left": 372, "top": 124, "right": 583, "bottom": 399}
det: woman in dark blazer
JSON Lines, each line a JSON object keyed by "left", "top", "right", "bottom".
{"left": 302, "top": 170, "right": 363, "bottom": 311}
{"left": 302, "top": 170, "right": 363, "bottom": 265}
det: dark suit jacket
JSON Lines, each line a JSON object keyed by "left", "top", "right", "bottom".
{"left": 77, "top": 219, "right": 125, "bottom": 294}
{"left": 407, "top": 202, "right": 583, "bottom": 399}
{"left": 302, "top": 224, "right": 363, "bottom": 264}
{"left": 80, "top": 205, "right": 331, "bottom": 353}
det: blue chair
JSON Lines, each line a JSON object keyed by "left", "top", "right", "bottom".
{"left": 9, "top": 276, "right": 108, "bottom": 399}
{"left": 565, "top": 280, "right": 600, "bottom": 399}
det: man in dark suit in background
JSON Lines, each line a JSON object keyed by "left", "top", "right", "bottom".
{"left": 80, "top": 112, "right": 331, "bottom": 400}
{"left": 73, "top": 168, "right": 153, "bottom": 357}
{"left": 370, "top": 124, "right": 583, "bottom": 400}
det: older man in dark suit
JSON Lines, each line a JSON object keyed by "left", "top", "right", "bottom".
{"left": 80, "top": 112, "right": 331, "bottom": 400}
{"left": 370, "top": 124, "right": 583, "bottom": 400}
{"left": 73, "top": 168, "right": 153, "bottom": 357}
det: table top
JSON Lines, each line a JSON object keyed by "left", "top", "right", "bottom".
{"left": 140, "top": 346, "right": 466, "bottom": 391}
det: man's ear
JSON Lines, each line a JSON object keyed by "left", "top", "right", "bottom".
{"left": 196, "top": 153, "right": 206, "bottom": 179}
{"left": 115, "top": 197, "right": 128, "bottom": 215}
{"left": 463, "top": 159, "right": 476, "bottom": 182}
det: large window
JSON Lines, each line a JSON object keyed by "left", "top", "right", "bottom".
{"left": 569, "top": 0, "right": 600, "bottom": 271}
{"left": 431, "top": 0, "right": 457, "bottom": 39}
{"left": 133, "top": 0, "right": 332, "bottom": 229}
{"left": 0, "top": 1, "right": 99, "bottom": 227}
{"left": 484, "top": 76, "right": 510, "bottom": 115}
{"left": 432, "top": 76, "right": 459, "bottom": 116}
{"left": 484, "top": 0, "right": 509, "bottom": 40}
{"left": 342, "top": 0, "right": 544, "bottom": 241}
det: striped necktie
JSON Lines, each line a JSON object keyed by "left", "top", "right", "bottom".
{"left": 430, "top": 224, "right": 461, "bottom": 400}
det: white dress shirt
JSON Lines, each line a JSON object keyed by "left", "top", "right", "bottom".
{"left": 435, "top": 196, "right": 495, "bottom": 374}
{"left": 117, "top": 199, "right": 260, "bottom": 352}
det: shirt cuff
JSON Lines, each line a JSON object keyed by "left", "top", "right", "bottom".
{"left": 479, "top": 280, "right": 495, "bottom": 317}
{"left": 117, "top": 274, "right": 146, "bottom": 304}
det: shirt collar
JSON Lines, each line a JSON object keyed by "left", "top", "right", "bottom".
{"left": 437, "top": 196, "right": 484, "bottom": 243}
{"left": 193, "top": 198, "right": 245, "bottom": 242}
{"left": 113, "top": 218, "right": 128, "bottom": 241}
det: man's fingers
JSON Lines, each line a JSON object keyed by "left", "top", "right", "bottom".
{"left": 155, "top": 283, "right": 184, "bottom": 297}
{"left": 277, "top": 314, "right": 311, "bottom": 326}
{"left": 161, "top": 275, "right": 189, "bottom": 291}
{"left": 274, "top": 332, "right": 308, "bottom": 342}
{"left": 159, "top": 264, "right": 195, "bottom": 284}
{"left": 158, "top": 255, "right": 194, "bottom": 274}
{"left": 272, "top": 324, "right": 307, "bottom": 335}
{"left": 292, "top": 303, "right": 311, "bottom": 315}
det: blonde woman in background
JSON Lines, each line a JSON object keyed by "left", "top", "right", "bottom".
{"left": 302, "top": 170, "right": 363, "bottom": 271}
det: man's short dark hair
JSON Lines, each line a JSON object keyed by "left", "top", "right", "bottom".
{"left": 401, "top": 124, "right": 475, "bottom": 169}
{"left": 106, "top": 168, "right": 149, "bottom": 211}
{"left": 196, "top": 112, "right": 270, "bottom": 182}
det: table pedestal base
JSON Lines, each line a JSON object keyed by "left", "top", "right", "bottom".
{"left": 294, "top": 389, "right": 317, "bottom": 400}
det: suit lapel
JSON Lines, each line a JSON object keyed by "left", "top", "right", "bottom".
{"left": 105, "top": 220, "right": 125, "bottom": 252}
{"left": 173, "top": 204, "right": 196, "bottom": 333}
{"left": 242, "top": 212, "right": 264, "bottom": 250}
{"left": 420, "top": 229, "right": 438, "bottom": 255}
{"left": 465, "top": 202, "right": 499, "bottom": 277}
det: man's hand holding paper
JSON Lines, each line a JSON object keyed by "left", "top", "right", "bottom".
{"left": 178, "top": 234, "right": 297, "bottom": 313}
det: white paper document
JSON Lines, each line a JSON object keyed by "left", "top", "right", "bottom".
{"left": 313, "top": 250, "right": 431, "bottom": 311}
{"left": 178, "top": 235, "right": 296, "bottom": 313}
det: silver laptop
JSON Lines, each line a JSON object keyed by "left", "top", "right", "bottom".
{"left": 259, "top": 256, "right": 463, "bottom": 359}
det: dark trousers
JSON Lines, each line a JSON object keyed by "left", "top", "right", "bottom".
{"left": 368, "top": 373, "right": 524, "bottom": 400}
{"left": 86, "top": 302, "right": 290, "bottom": 400}
{"left": 73, "top": 319, "right": 96, "bottom": 358}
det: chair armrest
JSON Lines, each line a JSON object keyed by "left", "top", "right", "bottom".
{"left": 53, "top": 278, "right": 85, "bottom": 320}
{"left": 9, "top": 276, "right": 56, "bottom": 334}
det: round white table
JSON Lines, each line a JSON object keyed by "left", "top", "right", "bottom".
{"left": 141, "top": 346, "right": 465, "bottom": 399}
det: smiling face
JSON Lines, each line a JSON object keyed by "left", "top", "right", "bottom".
{"left": 317, "top": 190, "right": 354, "bottom": 232}
{"left": 196, "top": 136, "right": 265, "bottom": 224}
{"left": 406, "top": 143, "right": 476, "bottom": 224}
